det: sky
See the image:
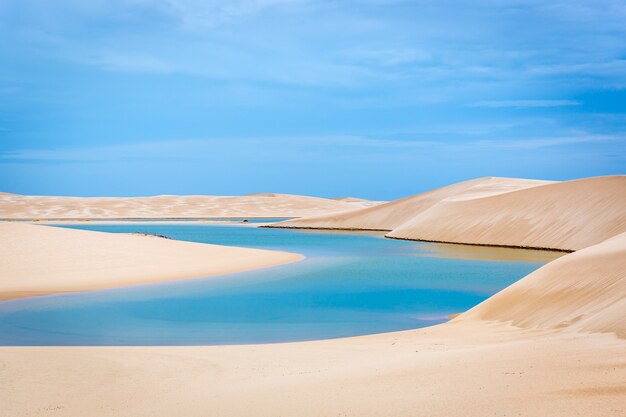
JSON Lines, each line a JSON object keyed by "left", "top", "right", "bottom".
{"left": 1, "top": 0, "right": 625, "bottom": 200}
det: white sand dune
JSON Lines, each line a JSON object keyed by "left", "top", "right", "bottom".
{"left": 272, "top": 176, "right": 626, "bottom": 251}
{"left": 1, "top": 176, "right": 625, "bottom": 416}
{"left": 271, "top": 177, "right": 553, "bottom": 230}
{"left": 0, "top": 223, "right": 303, "bottom": 300}
{"left": 332, "top": 196, "right": 377, "bottom": 202}
{"left": 388, "top": 176, "right": 626, "bottom": 251}
{"left": 0, "top": 229, "right": 624, "bottom": 416}
{"left": 459, "top": 231, "right": 626, "bottom": 337}
{"left": 0, "top": 193, "right": 380, "bottom": 220}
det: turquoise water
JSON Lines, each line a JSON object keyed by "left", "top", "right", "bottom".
{"left": 0, "top": 224, "right": 555, "bottom": 346}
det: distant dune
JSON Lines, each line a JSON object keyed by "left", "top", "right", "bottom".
{"left": 332, "top": 196, "right": 377, "bottom": 202}
{"left": 271, "top": 176, "right": 626, "bottom": 251}
{"left": 0, "top": 193, "right": 380, "bottom": 220}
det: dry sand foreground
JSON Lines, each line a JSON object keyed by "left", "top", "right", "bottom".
{"left": 0, "top": 192, "right": 380, "bottom": 220}
{"left": 271, "top": 175, "right": 626, "bottom": 251}
{"left": 0, "top": 231, "right": 624, "bottom": 417}
{"left": 0, "top": 223, "right": 303, "bottom": 300}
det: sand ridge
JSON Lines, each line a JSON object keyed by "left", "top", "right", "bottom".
{"left": 269, "top": 177, "right": 554, "bottom": 231}
{"left": 0, "top": 192, "right": 381, "bottom": 220}
{"left": 271, "top": 176, "right": 626, "bottom": 251}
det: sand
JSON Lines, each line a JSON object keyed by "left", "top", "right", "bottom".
{"left": 0, "top": 192, "right": 380, "bottom": 220}
{"left": 460, "top": 231, "right": 626, "bottom": 337}
{"left": 271, "top": 176, "right": 626, "bottom": 251}
{"left": 1, "top": 176, "right": 625, "bottom": 416}
{"left": 0, "top": 223, "right": 303, "bottom": 300}
{"left": 269, "top": 177, "right": 553, "bottom": 231}
{"left": 0, "top": 230, "right": 624, "bottom": 416}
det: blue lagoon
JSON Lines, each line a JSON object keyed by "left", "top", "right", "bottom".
{"left": 0, "top": 223, "right": 559, "bottom": 345}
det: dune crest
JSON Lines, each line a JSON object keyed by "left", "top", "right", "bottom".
{"left": 270, "top": 177, "right": 552, "bottom": 231}
{"left": 388, "top": 176, "right": 626, "bottom": 251}
{"left": 272, "top": 176, "right": 626, "bottom": 251}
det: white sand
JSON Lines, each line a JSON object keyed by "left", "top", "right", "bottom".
{"left": 270, "top": 177, "right": 554, "bottom": 231}
{"left": 0, "top": 232, "right": 624, "bottom": 416}
{"left": 0, "top": 193, "right": 380, "bottom": 220}
{"left": 0, "top": 176, "right": 625, "bottom": 416}
{"left": 273, "top": 176, "right": 626, "bottom": 251}
{"left": 0, "top": 223, "right": 303, "bottom": 300}
{"left": 460, "top": 232, "right": 626, "bottom": 337}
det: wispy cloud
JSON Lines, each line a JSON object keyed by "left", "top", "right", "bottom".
{"left": 3, "top": 132, "right": 623, "bottom": 163}
{"left": 96, "top": 52, "right": 176, "bottom": 73}
{"left": 0, "top": 136, "right": 439, "bottom": 162}
{"left": 471, "top": 134, "right": 623, "bottom": 150}
{"left": 472, "top": 100, "right": 582, "bottom": 108}
{"left": 157, "top": 0, "right": 309, "bottom": 29}
{"left": 339, "top": 47, "right": 432, "bottom": 67}
{"left": 2, "top": 0, "right": 626, "bottom": 198}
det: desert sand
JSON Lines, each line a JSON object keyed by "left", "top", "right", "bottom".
{"left": 0, "top": 192, "right": 380, "bottom": 220}
{"left": 1, "top": 176, "right": 625, "bottom": 416}
{"left": 461, "top": 231, "right": 626, "bottom": 337}
{"left": 0, "top": 222, "right": 303, "bottom": 300}
{"left": 0, "top": 230, "right": 624, "bottom": 416}
{"left": 271, "top": 176, "right": 626, "bottom": 251}
{"left": 269, "top": 177, "right": 553, "bottom": 230}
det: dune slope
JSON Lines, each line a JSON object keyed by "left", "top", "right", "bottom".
{"left": 459, "top": 231, "right": 626, "bottom": 337}
{"left": 388, "top": 175, "right": 626, "bottom": 250}
{"left": 0, "top": 223, "right": 303, "bottom": 300}
{"left": 0, "top": 193, "right": 379, "bottom": 220}
{"left": 271, "top": 175, "right": 626, "bottom": 251}
{"left": 270, "top": 177, "right": 551, "bottom": 231}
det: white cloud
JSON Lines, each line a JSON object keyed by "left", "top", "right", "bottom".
{"left": 471, "top": 134, "right": 623, "bottom": 150}
{"left": 154, "top": 0, "right": 309, "bottom": 29}
{"left": 472, "top": 100, "right": 582, "bottom": 108}
{"left": 4, "top": 132, "right": 622, "bottom": 163}
{"left": 96, "top": 52, "right": 176, "bottom": 73}
{"left": 339, "top": 47, "right": 432, "bottom": 67}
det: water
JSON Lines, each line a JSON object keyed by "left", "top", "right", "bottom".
{"left": 0, "top": 223, "right": 559, "bottom": 346}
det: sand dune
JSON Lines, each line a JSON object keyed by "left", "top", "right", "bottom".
{"left": 1, "top": 179, "right": 625, "bottom": 416}
{"left": 0, "top": 193, "right": 380, "bottom": 220}
{"left": 1, "top": 230, "right": 624, "bottom": 416}
{"left": 0, "top": 223, "right": 303, "bottom": 300}
{"left": 388, "top": 176, "right": 626, "bottom": 251}
{"left": 270, "top": 177, "right": 552, "bottom": 230}
{"left": 272, "top": 176, "right": 626, "bottom": 251}
{"left": 459, "top": 231, "right": 626, "bottom": 337}
{"left": 332, "top": 196, "right": 375, "bottom": 202}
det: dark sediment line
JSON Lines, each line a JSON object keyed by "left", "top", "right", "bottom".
{"left": 264, "top": 224, "right": 574, "bottom": 252}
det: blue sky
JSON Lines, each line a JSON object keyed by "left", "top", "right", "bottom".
{"left": 1, "top": 0, "right": 625, "bottom": 199}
